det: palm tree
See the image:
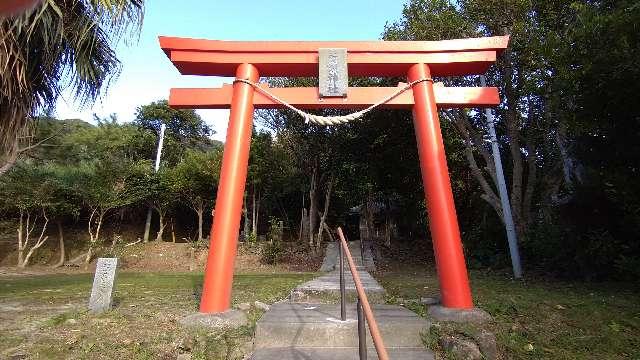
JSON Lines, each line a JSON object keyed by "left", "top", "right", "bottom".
{"left": 0, "top": 0, "right": 144, "bottom": 174}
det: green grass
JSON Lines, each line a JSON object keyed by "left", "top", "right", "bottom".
{"left": 0, "top": 272, "right": 314, "bottom": 359}
{"left": 376, "top": 267, "right": 640, "bottom": 359}
{"left": 0, "top": 272, "right": 313, "bottom": 304}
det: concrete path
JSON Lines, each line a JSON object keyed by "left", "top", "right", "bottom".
{"left": 250, "top": 241, "right": 434, "bottom": 359}
{"left": 319, "top": 241, "right": 376, "bottom": 272}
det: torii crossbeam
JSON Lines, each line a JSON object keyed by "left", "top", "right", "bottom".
{"left": 160, "top": 35, "right": 509, "bottom": 314}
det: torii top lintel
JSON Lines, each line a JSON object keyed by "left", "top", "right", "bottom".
{"left": 159, "top": 35, "right": 509, "bottom": 77}
{"left": 160, "top": 35, "right": 509, "bottom": 110}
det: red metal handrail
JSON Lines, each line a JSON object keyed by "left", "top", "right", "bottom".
{"left": 337, "top": 227, "right": 389, "bottom": 360}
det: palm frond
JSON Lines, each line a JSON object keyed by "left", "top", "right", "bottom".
{"left": 0, "top": 0, "right": 144, "bottom": 155}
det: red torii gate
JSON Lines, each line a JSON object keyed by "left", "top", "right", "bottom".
{"left": 160, "top": 35, "right": 509, "bottom": 314}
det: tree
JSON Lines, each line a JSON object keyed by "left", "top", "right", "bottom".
{"left": 145, "top": 168, "right": 176, "bottom": 242}
{"left": 532, "top": 0, "right": 640, "bottom": 278}
{"left": 0, "top": 0, "right": 144, "bottom": 173}
{"left": 259, "top": 89, "right": 350, "bottom": 250}
{"left": 75, "top": 159, "right": 147, "bottom": 264}
{"left": 46, "top": 165, "right": 81, "bottom": 267}
{"left": 58, "top": 115, "right": 155, "bottom": 165}
{"left": 134, "top": 100, "right": 215, "bottom": 165}
{"left": 246, "top": 130, "right": 287, "bottom": 238}
{"left": 0, "top": 162, "right": 73, "bottom": 267}
{"left": 383, "top": 0, "right": 563, "bottom": 242}
{"left": 170, "top": 149, "right": 222, "bottom": 242}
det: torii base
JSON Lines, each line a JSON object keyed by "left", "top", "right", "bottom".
{"left": 179, "top": 309, "right": 248, "bottom": 330}
{"left": 427, "top": 305, "right": 493, "bottom": 324}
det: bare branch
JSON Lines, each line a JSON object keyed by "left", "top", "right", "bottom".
{"left": 17, "top": 128, "right": 62, "bottom": 153}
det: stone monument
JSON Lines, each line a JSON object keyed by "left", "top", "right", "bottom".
{"left": 88, "top": 257, "right": 118, "bottom": 313}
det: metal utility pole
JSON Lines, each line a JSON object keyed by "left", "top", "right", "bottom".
{"left": 143, "top": 124, "right": 166, "bottom": 243}
{"left": 480, "top": 75, "right": 523, "bottom": 279}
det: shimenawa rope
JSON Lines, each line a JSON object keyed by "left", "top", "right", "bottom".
{"left": 233, "top": 78, "right": 433, "bottom": 126}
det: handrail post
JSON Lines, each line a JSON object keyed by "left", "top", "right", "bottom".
{"left": 339, "top": 235, "right": 346, "bottom": 321}
{"left": 357, "top": 297, "right": 367, "bottom": 360}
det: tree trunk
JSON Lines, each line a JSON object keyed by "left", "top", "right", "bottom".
{"left": 143, "top": 207, "right": 153, "bottom": 243}
{"left": 308, "top": 165, "right": 318, "bottom": 248}
{"left": 23, "top": 235, "right": 49, "bottom": 267}
{"left": 384, "top": 218, "right": 391, "bottom": 248}
{"left": 298, "top": 208, "right": 307, "bottom": 243}
{"left": 171, "top": 218, "right": 176, "bottom": 243}
{"left": 1, "top": 130, "right": 60, "bottom": 175}
{"left": 501, "top": 44, "right": 527, "bottom": 241}
{"left": 316, "top": 174, "right": 334, "bottom": 249}
{"left": 17, "top": 211, "right": 36, "bottom": 268}
{"left": 252, "top": 186, "right": 257, "bottom": 237}
{"left": 365, "top": 194, "right": 375, "bottom": 243}
{"left": 449, "top": 113, "right": 504, "bottom": 222}
{"left": 21, "top": 208, "right": 49, "bottom": 268}
{"left": 53, "top": 221, "right": 65, "bottom": 268}
{"left": 85, "top": 210, "right": 105, "bottom": 265}
{"left": 16, "top": 210, "right": 24, "bottom": 267}
{"left": 256, "top": 194, "right": 261, "bottom": 237}
{"left": 298, "top": 193, "right": 307, "bottom": 243}
{"left": 155, "top": 210, "right": 166, "bottom": 242}
{"left": 190, "top": 198, "right": 205, "bottom": 242}
{"left": 0, "top": 141, "right": 19, "bottom": 176}
{"left": 243, "top": 193, "right": 250, "bottom": 239}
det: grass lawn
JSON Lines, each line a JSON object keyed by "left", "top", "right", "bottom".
{"left": 376, "top": 267, "right": 640, "bottom": 359}
{"left": 0, "top": 272, "right": 314, "bottom": 359}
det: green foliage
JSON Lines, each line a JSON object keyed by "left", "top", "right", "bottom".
{"left": 0, "top": 0, "right": 144, "bottom": 154}
{"left": 58, "top": 115, "right": 155, "bottom": 165}
{"left": 245, "top": 232, "right": 258, "bottom": 247}
{"left": 145, "top": 168, "right": 177, "bottom": 211}
{"left": 267, "top": 217, "right": 283, "bottom": 243}
{"left": 260, "top": 241, "right": 284, "bottom": 265}
{"left": 74, "top": 158, "right": 149, "bottom": 214}
{"left": 380, "top": 0, "right": 640, "bottom": 279}
{"left": 261, "top": 217, "right": 284, "bottom": 264}
{"left": 170, "top": 148, "right": 222, "bottom": 212}
{"left": 0, "top": 161, "right": 77, "bottom": 218}
{"left": 169, "top": 148, "right": 222, "bottom": 240}
{"left": 134, "top": 100, "right": 215, "bottom": 165}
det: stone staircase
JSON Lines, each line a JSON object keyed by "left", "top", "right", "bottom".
{"left": 251, "top": 303, "right": 432, "bottom": 359}
{"left": 290, "top": 269, "right": 386, "bottom": 304}
{"left": 250, "top": 241, "right": 434, "bottom": 359}
{"left": 319, "top": 241, "right": 376, "bottom": 272}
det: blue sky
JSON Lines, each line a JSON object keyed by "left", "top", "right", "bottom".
{"left": 55, "top": 0, "right": 407, "bottom": 141}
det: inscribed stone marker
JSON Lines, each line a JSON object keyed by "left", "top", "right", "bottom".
{"left": 88, "top": 257, "right": 118, "bottom": 313}
{"left": 319, "top": 48, "right": 348, "bottom": 97}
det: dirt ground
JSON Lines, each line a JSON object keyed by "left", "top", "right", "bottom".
{"left": 0, "top": 240, "right": 323, "bottom": 277}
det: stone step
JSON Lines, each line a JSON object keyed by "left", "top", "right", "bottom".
{"left": 254, "top": 303, "right": 429, "bottom": 349}
{"left": 290, "top": 270, "right": 386, "bottom": 304}
{"left": 251, "top": 347, "right": 434, "bottom": 360}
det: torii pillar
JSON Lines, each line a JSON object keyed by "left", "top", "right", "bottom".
{"left": 160, "top": 35, "right": 510, "bottom": 313}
